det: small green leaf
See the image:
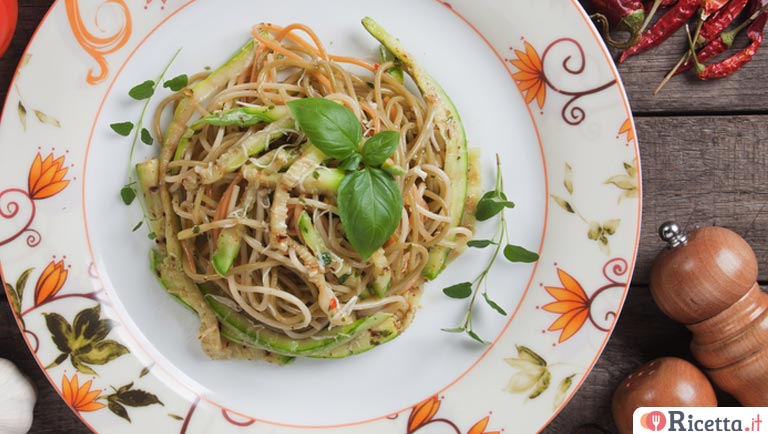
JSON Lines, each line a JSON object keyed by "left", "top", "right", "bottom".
{"left": 362, "top": 130, "right": 400, "bottom": 167}
{"left": 18, "top": 102, "right": 27, "bottom": 130}
{"left": 77, "top": 340, "right": 130, "bottom": 365}
{"left": 34, "top": 110, "right": 61, "bottom": 128}
{"left": 15, "top": 268, "right": 34, "bottom": 304}
{"left": 114, "top": 389, "right": 163, "bottom": 407}
{"left": 168, "top": 414, "right": 184, "bottom": 421}
{"left": 110, "top": 122, "right": 134, "bottom": 137}
{"left": 476, "top": 190, "right": 515, "bottom": 221}
{"left": 503, "top": 245, "right": 539, "bottom": 263}
{"left": 43, "top": 312, "right": 74, "bottom": 354}
{"left": 554, "top": 374, "right": 577, "bottom": 409}
{"left": 468, "top": 239, "right": 495, "bottom": 248}
{"left": 550, "top": 195, "right": 575, "bottom": 213}
{"left": 564, "top": 163, "right": 574, "bottom": 195}
{"left": 148, "top": 232, "right": 157, "bottom": 240}
{"left": 482, "top": 292, "right": 507, "bottom": 315}
{"left": 467, "top": 329, "right": 489, "bottom": 345}
{"left": 163, "top": 74, "right": 188, "bottom": 91}
{"left": 339, "top": 154, "right": 362, "bottom": 171}
{"left": 516, "top": 345, "right": 547, "bottom": 367}
{"left": 45, "top": 352, "right": 69, "bottom": 370}
{"left": 337, "top": 167, "right": 402, "bottom": 259}
{"left": 529, "top": 369, "right": 551, "bottom": 399}
{"left": 129, "top": 80, "right": 155, "bottom": 100}
{"left": 141, "top": 128, "right": 153, "bottom": 145}
{"left": 70, "top": 356, "right": 98, "bottom": 376}
{"left": 108, "top": 400, "right": 131, "bottom": 422}
{"left": 117, "top": 382, "right": 134, "bottom": 394}
{"left": 5, "top": 283, "right": 21, "bottom": 317}
{"left": 442, "top": 282, "right": 472, "bottom": 299}
{"left": 139, "top": 366, "right": 151, "bottom": 377}
{"left": 121, "top": 185, "right": 136, "bottom": 205}
{"left": 441, "top": 326, "right": 466, "bottom": 333}
{"left": 287, "top": 98, "right": 361, "bottom": 160}
{"left": 132, "top": 221, "right": 143, "bottom": 232}
{"left": 72, "top": 305, "right": 110, "bottom": 343}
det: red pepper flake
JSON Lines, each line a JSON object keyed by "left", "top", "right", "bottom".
{"left": 330, "top": 298, "right": 338, "bottom": 310}
{"left": 373, "top": 63, "right": 380, "bottom": 71}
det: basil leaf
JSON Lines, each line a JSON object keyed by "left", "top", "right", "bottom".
{"left": 129, "top": 80, "right": 155, "bottom": 100}
{"left": 110, "top": 122, "right": 134, "bottom": 136}
{"left": 476, "top": 190, "right": 515, "bottom": 221}
{"left": 163, "top": 74, "right": 188, "bottom": 91}
{"left": 443, "top": 282, "right": 472, "bottom": 299}
{"left": 140, "top": 128, "right": 153, "bottom": 145}
{"left": 362, "top": 130, "right": 399, "bottom": 167}
{"left": 339, "top": 154, "right": 362, "bottom": 171}
{"left": 503, "top": 244, "right": 539, "bottom": 263}
{"left": 287, "top": 98, "right": 361, "bottom": 160}
{"left": 337, "top": 167, "right": 402, "bottom": 259}
{"left": 468, "top": 239, "right": 495, "bottom": 248}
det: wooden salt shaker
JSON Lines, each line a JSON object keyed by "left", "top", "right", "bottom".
{"left": 650, "top": 222, "right": 768, "bottom": 405}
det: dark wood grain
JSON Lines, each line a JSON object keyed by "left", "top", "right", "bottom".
{"left": 2, "top": 1, "right": 768, "bottom": 433}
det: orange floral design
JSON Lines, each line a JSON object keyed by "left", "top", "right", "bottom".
{"left": 61, "top": 374, "right": 106, "bottom": 412}
{"left": 34, "top": 259, "right": 68, "bottom": 306}
{"left": 467, "top": 416, "right": 500, "bottom": 434}
{"left": 542, "top": 269, "right": 590, "bottom": 343}
{"left": 510, "top": 41, "right": 546, "bottom": 110}
{"left": 28, "top": 152, "right": 70, "bottom": 200}
{"left": 65, "top": 0, "right": 132, "bottom": 84}
{"left": 407, "top": 395, "right": 440, "bottom": 433}
{"left": 618, "top": 118, "right": 635, "bottom": 146}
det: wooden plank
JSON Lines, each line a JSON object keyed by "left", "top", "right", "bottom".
{"left": 632, "top": 114, "right": 768, "bottom": 285}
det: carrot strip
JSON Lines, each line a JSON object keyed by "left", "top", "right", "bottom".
{"left": 212, "top": 174, "right": 243, "bottom": 240}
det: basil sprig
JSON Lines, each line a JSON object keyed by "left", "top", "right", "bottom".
{"left": 287, "top": 98, "right": 403, "bottom": 259}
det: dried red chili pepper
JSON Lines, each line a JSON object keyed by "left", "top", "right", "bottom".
{"left": 644, "top": 0, "right": 678, "bottom": 12}
{"left": 702, "top": 0, "right": 732, "bottom": 18}
{"left": 698, "top": 5, "right": 768, "bottom": 79}
{"left": 672, "top": 0, "right": 748, "bottom": 74}
{"left": 698, "top": 0, "right": 748, "bottom": 42}
{"left": 620, "top": 0, "right": 700, "bottom": 62}
{"left": 591, "top": 0, "right": 647, "bottom": 48}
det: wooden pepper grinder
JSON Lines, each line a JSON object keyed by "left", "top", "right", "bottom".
{"left": 650, "top": 222, "right": 768, "bottom": 405}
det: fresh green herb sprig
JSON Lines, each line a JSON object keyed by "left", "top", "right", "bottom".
{"left": 442, "top": 155, "right": 539, "bottom": 344}
{"left": 287, "top": 98, "right": 403, "bottom": 260}
{"left": 109, "top": 49, "right": 186, "bottom": 239}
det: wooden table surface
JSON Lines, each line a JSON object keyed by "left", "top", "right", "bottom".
{"left": 2, "top": 1, "right": 766, "bottom": 433}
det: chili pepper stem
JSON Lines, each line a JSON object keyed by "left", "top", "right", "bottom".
{"left": 591, "top": 13, "right": 644, "bottom": 49}
{"left": 639, "top": 0, "right": 665, "bottom": 34}
{"left": 721, "top": 3, "right": 768, "bottom": 46}
{"left": 654, "top": 52, "right": 690, "bottom": 95}
{"left": 684, "top": 24, "right": 706, "bottom": 73}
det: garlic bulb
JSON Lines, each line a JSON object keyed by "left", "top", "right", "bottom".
{"left": 0, "top": 358, "right": 36, "bottom": 434}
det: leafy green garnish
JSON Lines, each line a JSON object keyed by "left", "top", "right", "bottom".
{"left": 362, "top": 130, "right": 399, "bottom": 167}
{"left": 441, "top": 155, "right": 538, "bottom": 344}
{"left": 504, "top": 244, "right": 539, "bottom": 263}
{"left": 140, "top": 128, "right": 153, "bottom": 145}
{"left": 163, "top": 74, "right": 188, "bottom": 91}
{"left": 110, "top": 122, "right": 134, "bottom": 136}
{"left": 120, "top": 185, "right": 136, "bottom": 205}
{"left": 288, "top": 97, "right": 403, "bottom": 259}
{"left": 288, "top": 98, "right": 361, "bottom": 160}
{"left": 337, "top": 168, "right": 402, "bottom": 260}
{"left": 129, "top": 80, "right": 155, "bottom": 100}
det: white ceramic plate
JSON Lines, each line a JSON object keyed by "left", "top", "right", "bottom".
{"left": 0, "top": 0, "right": 640, "bottom": 432}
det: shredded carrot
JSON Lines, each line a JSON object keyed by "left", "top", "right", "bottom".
{"left": 360, "top": 103, "right": 381, "bottom": 134}
{"left": 251, "top": 26, "right": 333, "bottom": 92}
{"left": 329, "top": 55, "right": 376, "bottom": 72}
{"left": 212, "top": 174, "right": 243, "bottom": 240}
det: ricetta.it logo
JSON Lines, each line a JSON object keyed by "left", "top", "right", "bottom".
{"left": 640, "top": 411, "right": 667, "bottom": 432}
